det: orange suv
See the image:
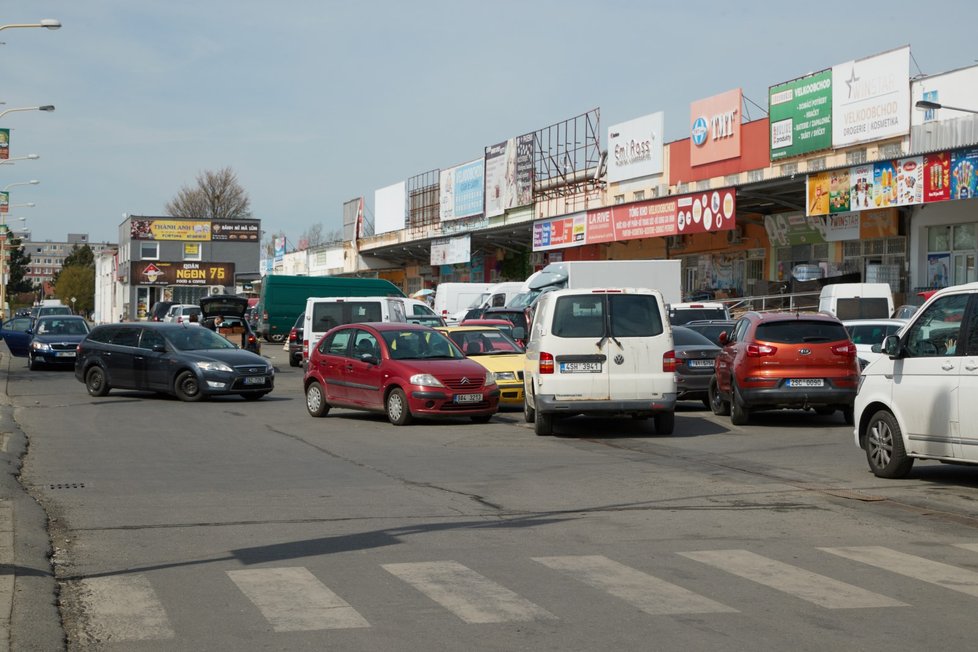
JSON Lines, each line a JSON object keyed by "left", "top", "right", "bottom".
{"left": 708, "top": 311, "right": 859, "bottom": 425}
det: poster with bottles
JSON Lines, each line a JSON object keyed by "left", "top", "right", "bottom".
{"left": 923, "top": 152, "right": 950, "bottom": 203}
{"left": 895, "top": 156, "right": 923, "bottom": 206}
{"left": 872, "top": 161, "right": 898, "bottom": 208}
{"left": 829, "top": 169, "right": 850, "bottom": 213}
{"left": 848, "top": 164, "right": 874, "bottom": 210}
{"left": 951, "top": 148, "right": 978, "bottom": 200}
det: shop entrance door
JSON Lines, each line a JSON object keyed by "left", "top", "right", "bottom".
{"left": 953, "top": 253, "right": 977, "bottom": 286}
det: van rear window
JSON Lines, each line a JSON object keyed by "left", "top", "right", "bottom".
{"left": 551, "top": 295, "right": 662, "bottom": 338}
{"left": 755, "top": 320, "right": 848, "bottom": 344}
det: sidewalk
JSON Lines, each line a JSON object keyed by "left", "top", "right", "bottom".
{"left": 0, "top": 346, "right": 64, "bottom": 650}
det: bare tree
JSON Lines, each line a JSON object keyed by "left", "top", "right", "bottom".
{"left": 301, "top": 223, "right": 324, "bottom": 248}
{"left": 165, "top": 166, "right": 253, "bottom": 219}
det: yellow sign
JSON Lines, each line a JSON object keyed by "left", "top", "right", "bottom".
{"left": 130, "top": 219, "right": 211, "bottom": 241}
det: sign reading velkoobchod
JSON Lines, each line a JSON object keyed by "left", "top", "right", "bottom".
{"left": 769, "top": 69, "right": 832, "bottom": 161}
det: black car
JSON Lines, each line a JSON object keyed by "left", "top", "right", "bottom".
{"left": 200, "top": 295, "right": 261, "bottom": 354}
{"left": 287, "top": 312, "right": 304, "bottom": 367}
{"left": 75, "top": 323, "right": 274, "bottom": 402}
{"left": 682, "top": 319, "right": 737, "bottom": 347}
{"left": 672, "top": 326, "right": 721, "bottom": 406}
{"left": 148, "top": 300, "right": 176, "bottom": 322}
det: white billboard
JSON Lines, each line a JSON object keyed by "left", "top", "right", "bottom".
{"left": 608, "top": 111, "right": 665, "bottom": 183}
{"left": 430, "top": 234, "right": 470, "bottom": 266}
{"left": 373, "top": 181, "right": 406, "bottom": 235}
{"left": 832, "top": 46, "right": 910, "bottom": 147}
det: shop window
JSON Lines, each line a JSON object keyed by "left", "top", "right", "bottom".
{"left": 183, "top": 243, "right": 202, "bottom": 261}
{"left": 614, "top": 194, "right": 625, "bottom": 205}
{"left": 953, "top": 223, "right": 976, "bottom": 250}
{"left": 140, "top": 242, "right": 159, "bottom": 260}
{"left": 633, "top": 190, "right": 645, "bottom": 201}
{"left": 928, "top": 225, "right": 951, "bottom": 252}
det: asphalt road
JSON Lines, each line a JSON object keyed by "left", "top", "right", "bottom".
{"left": 9, "top": 344, "right": 978, "bottom": 651}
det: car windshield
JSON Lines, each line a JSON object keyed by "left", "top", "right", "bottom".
{"left": 164, "top": 327, "right": 237, "bottom": 351}
{"left": 35, "top": 318, "right": 90, "bottom": 336}
{"left": 382, "top": 329, "right": 462, "bottom": 360}
{"left": 448, "top": 329, "right": 523, "bottom": 355}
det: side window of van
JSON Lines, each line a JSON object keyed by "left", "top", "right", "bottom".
{"left": 109, "top": 328, "right": 141, "bottom": 348}
{"left": 312, "top": 304, "right": 345, "bottom": 331}
{"left": 321, "top": 330, "right": 353, "bottom": 356}
{"left": 350, "top": 302, "right": 383, "bottom": 323}
{"left": 552, "top": 296, "right": 605, "bottom": 338}
{"left": 610, "top": 295, "right": 662, "bottom": 337}
{"left": 905, "top": 294, "right": 969, "bottom": 357}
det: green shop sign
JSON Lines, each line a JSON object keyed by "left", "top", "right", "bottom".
{"left": 769, "top": 69, "right": 832, "bottom": 161}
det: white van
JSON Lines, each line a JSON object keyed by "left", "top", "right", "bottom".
{"left": 818, "top": 283, "right": 893, "bottom": 320}
{"left": 522, "top": 288, "right": 676, "bottom": 436}
{"left": 478, "top": 282, "right": 526, "bottom": 310}
{"left": 303, "top": 296, "right": 408, "bottom": 359}
{"left": 433, "top": 283, "right": 495, "bottom": 325}
{"left": 854, "top": 282, "right": 978, "bottom": 478}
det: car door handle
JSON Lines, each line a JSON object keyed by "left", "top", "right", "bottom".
{"left": 966, "top": 362, "right": 978, "bottom": 371}
{"left": 942, "top": 362, "right": 955, "bottom": 371}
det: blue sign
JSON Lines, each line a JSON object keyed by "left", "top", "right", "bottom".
{"left": 452, "top": 159, "right": 485, "bottom": 219}
{"left": 691, "top": 116, "right": 709, "bottom": 146}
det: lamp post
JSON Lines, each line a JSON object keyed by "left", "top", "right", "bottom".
{"left": 0, "top": 154, "right": 39, "bottom": 166}
{"left": 0, "top": 19, "right": 60, "bottom": 32}
{"left": 915, "top": 100, "right": 978, "bottom": 115}
{"left": 0, "top": 106, "right": 55, "bottom": 120}
{"left": 2, "top": 180, "right": 39, "bottom": 192}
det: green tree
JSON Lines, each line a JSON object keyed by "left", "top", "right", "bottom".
{"left": 5, "top": 236, "right": 32, "bottom": 295}
{"left": 54, "top": 266, "right": 95, "bottom": 315}
{"left": 165, "top": 166, "right": 253, "bottom": 219}
{"left": 51, "top": 244, "right": 95, "bottom": 284}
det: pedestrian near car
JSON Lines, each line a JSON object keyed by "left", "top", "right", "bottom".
{"left": 205, "top": 315, "right": 224, "bottom": 330}
{"left": 187, "top": 313, "right": 202, "bottom": 326}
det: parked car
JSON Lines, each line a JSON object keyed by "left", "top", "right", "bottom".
{"left": 287, "top": 312, "right": 304, "bottom": 367}
{"left": 1, "top": 315, "right": 90, "bottom": 369}
{"left": 30, "top": 304, "right": 72, "bottom": 319}
{"left": 709, "top": 311, "right": 859, "bottom": 425}
{"left": 854, "top": 284, "right": 976, "bottom": 478}
{"left": 842, "top": 318, "right": 907, "bottom": 369}
{"left": 683, "top": 319, "right": 738, "bottom": 347}
{"left": 522, "top": 288, "right": 676, "bottom": 436}
{"left": 303, "top": 322, "right": 499, "bottom": 425}
{"left": 672, "top": 326, "right": 721, "bottom": 406}
{"left": 75, "top": 322, "right": 274, "bottom": 401}
{"left": 437, "top": 325, "right": 526, "bottom": 406}
{"left": 199, "top": 295, "right": 261, "bottom": 354}
{"left": 164, "top": 304, "right": 203, "bottom": 324}
{"left": 148, "top": 301, "right": 176, "bottom": 322}
{"left": 668, "top": 302, "right": 731, "bottom": 325}
{"left": 459, "top": 318, "right": 518, "bottom": 343}
{"left": 892, "top": 304, "right": 919, "bottom": 320}
{"left": 0, "top": 316, "right": 34, "bottom": 348}
{"left": 480, "top": 307, "right": 529, "bottom": 345}
{"left": 406, "top": 314, "right": 448, "bottom": 328}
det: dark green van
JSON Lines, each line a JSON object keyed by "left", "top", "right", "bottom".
{"left": 255, "top": 275, "right": 404, "bottom": 342}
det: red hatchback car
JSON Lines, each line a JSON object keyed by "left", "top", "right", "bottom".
{"left": 708, "top": 311, "right": 859, "bottom": 425}
{"left": 304, "top": 322, "right": 500, "bottom": 425}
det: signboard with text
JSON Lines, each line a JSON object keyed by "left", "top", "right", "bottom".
{"left": 690, "top": 89, "right": 742, "bottom": 166}
{"left": 831, "top": 46, "right": 910, "bottom": 147}
{"left": 211, "top": 220, "right": 260, "bottom": 241}
{"left": 769, "top": 69, "right": 833, "bottom": 161}
{"left": 130, "top": 261, "right": 234, "bottom": 286}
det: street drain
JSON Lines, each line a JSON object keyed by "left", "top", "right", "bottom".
{"left": 49, "top": 483, "right": 86, "bottom": 490}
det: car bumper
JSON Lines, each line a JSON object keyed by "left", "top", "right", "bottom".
{"left": 535, "top": 393, "right": 677, "bottom": 417}
{"left": 496, "top": 381, "right": 524, "bottom": 405}
{"left": 676, "top": 373, "right": 712, "bottom": 400}
{"left": 408, "top": 387, "right": 500, "bottom": 417}
{"left": 738, "top": 385, "right": 855, "bottom": 408}
{"left": 200, "top": 371, "right": 275, "bottom": 395}
{"left": 34, "top": 352, "right": 77, "bottom": 365}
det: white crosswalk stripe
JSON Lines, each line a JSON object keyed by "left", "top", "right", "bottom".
{"left": 227, "top": 567, "right": 369, "bottom": 631}
{"left": 822, "top": 546, "right": 978, "bottom": 598}
{"left": 78, "top": 575, "right": 175, "bottom": 641}
{"left": 680, "top": 549, "right": 906, "bottom": 609}
{"left": 383, "top": 561, "right": 556, "bottom": 624}
{"left": 533, "top": 555, "right": 736, "bottom": 615}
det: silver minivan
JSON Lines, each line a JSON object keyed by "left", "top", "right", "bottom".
{"left": 522, "top": 288, "right": 677, "bottom": 436}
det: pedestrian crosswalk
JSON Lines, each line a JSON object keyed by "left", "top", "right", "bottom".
{"left": 70, "top": 543, "right": 978, "bottom": 642}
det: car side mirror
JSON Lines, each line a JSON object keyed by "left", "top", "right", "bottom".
{"left": 511, "top": 326, "right": 526, "bottom": 341}
{"left": 360, "top": 353, "right": 379, "bottom": 365}
{"left": 870, "top": 343, "right": 882, "bottom": 354}
{"left": 718, "top": 331, "right": 728, "bottom": 345}
{"left": 882, "top": 334, "right": 902, "bottom": 358}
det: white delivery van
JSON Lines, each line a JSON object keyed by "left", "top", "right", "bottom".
{"left": 433, "top": 282, "right": 495, "bottom": 324}
{"left": 818, "top": 283, "right": 893, "bottom": 320}
{"left": 523, "top": 287, "right": 677, "bottom": 436}
{"left": 303, "top": 296, "right": 407, "bottom": 359}
{"left": 523, "top": 260, "right": 682, "bottom": 312}
{"left": 478, "top": 282, "right": 526, "bottom": 310}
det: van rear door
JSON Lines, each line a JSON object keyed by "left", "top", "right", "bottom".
{"left": 549, "top": 294, "right": 611, "bottom": 400}
{"left": 607, "top": 292, "right": 671, "bottom": 401}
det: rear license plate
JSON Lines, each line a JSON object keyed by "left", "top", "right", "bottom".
{"left": 787, "top": 378, "right": 824, "bottom": 387}
{"left": 560, "top": 362, "right": 602, "bottom": 373}
{"left": 455, "top": 393, "right": 483, "bottom": 403}
{"left": 55, "top": 352, "right": 75, "bottom": 357}
{"left": 687, "top": 359, "right": 715, "bottom": 368}
{"left": 243, "top": 376, "right": 266, "bottom": 386}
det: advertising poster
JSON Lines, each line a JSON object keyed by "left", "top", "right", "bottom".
{"left": 532, "top": 214, "right": 586, "bottom": 251}
{"left": 130, "top": 261, "right": 234, "bottom": 287}
{"left": 610, "top": 189, "right": 736, "bottom": 240}
{"left": 0, "top": 191, "right": 7, "bottom": 215}
{"left": 211, "top": 220, "right": 260, "bottom": 241}
{"left": 430, "top": 235, "right": 471, "bottom": 266}
{"left": 586, "top": 209, "right": 615, "bottom": 244}
{"left": 515, "top": 133, "right": 534, "bottom": 207}
{"left": 824, "top": 212, "right": 860, "bottom": 241}
{"left": 872, "top": 160, "right": 898, "bottom": 208}
{"left": 607, "top": 111, "right": 665, "bottom": 182}
{"left": 483, "top": 140, "right": 509, "bottom": 218}
{"left": 831, "top": 47, "right": 911, "bottom": 147}
{"left": 806, "top": 172, "right": 831, "bottom": 216}
{"left": 924, "top": 152, "right": 951, "bottom": 202}
{"left": 951, "top": 148, "right": 978, "bottom": 200}
{"left": 927, "top": 252, "right": 951, "bottom": 288}
{"left": 895, "top": 156, "right": 923, "bottom": 206}
{"left": 129, "top": 219, "right": 211, "bottom": 241}
{"left": 690, "top": 88, "right": 742, "bottom": 166}
{"left": 769, "top": 69, "right": 833, "bottom": 161}
{"left": 829, "top": 169, "right": 851, "bottom": 213}
{"left": 0, "top": 129, "right": 8, "bottom": 160}
{"left": 848, "top": 164, "right": 875, "bottom": 210}
{"left": 452, "top": 159, "right": 485, "bottom": 219}
{"left": 859, "top": 208, "right": 899, "bottom": 238}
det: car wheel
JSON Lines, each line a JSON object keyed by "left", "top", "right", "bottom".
{"left": 386, "top": 387, "right": 413, "bottom": 426}
{"left": 85, "top": 366, "right": 110, "bottom": 397}
{"left": 523, "top": 390, "right": 536, "bottom": 423}
{"left": 305, "top": 381, "right": 330, "bottom": 417}
{"left": 709, "top": 377, "right": 730, "bottom": 416}
{"left": 653, "top": 411, "right": 675, "bottom": 435}
{"left": 28, "top": 353, "right": 41, "bottom": 371}
{"left": 174, "top": 370, "right": 205, "bottom": 402}
{"left": 865, "top": 409, "right": 913, "bottom": 478}
{"left": 289, "top": 356, "right": 300, "bottom": 368}
{"left": 730, "top": 384, "right": 750, "bottom": 426}
{"left": 471, "top": 414, "right": 492, "bottom": 424}
{"left": 241, "top": 392, "right": 269, "bottom": 401}
{"left": 842, "top": 406, "right": 855, "bottom": 426}
{"left": 534, "top": 412, "right": 553, "bottom": 436}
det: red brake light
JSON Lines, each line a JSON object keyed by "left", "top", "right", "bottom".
{"left": 288, "top": 328, "right": 297, "bottom": 343}
{"left": 663, "top": 350, "right": 676, "bottom": 372}
{"left": 540, "top": 352, "right": 555, "bottom": 374}
{"left": 832, "top": 342, "right": 857, "bottom": 357}
{"left": 746, "top": 344, "right": 778, "bottom": 357}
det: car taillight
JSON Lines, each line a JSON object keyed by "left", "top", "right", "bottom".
{"left": 663, "top": 350, "right": 676, "bottom": 373}
{"left": 248, "top": 334, "right": 257, "bottom": 345}
{"left": 288, "top": 328, "right": 297, "bottom": 343}
{"left": 539, "top": 352, "right": 555, "bottom": 374}
{"left": 832, "top": 342, "right": 857, "bottom": 356}
{"left": 746, "top": 344, "right": 777, "bottom": 357}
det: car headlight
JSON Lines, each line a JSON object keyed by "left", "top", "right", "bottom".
{"left": 409, "top": 373, "right": 445, "bottom": 387}
{"left": 495, "top": 371, "right": 517, "bottom": 381}
{"left": 196, "top": 360, "right": 233, "bottom": 373}
{"left": 484, "top": 371, "right": 497, "bottom": 386}
{"left": 31, "top": 341, "right": 52, "bottom": 352}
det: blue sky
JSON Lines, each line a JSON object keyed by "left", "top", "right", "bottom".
{"left": 3, "top": 1, "right": 976, "bottom": 245}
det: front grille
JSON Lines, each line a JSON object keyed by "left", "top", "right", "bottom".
{"left": 51, "top": 342, "right": 76, "bottom": 351}
{"left": 439, "top": 401, "right": 491, "bottom": 411}
{"left": 441, "top": 376, "right": 485, "bottom": 390}
{"left": 234, "top": 364, "right": 270, "bottom": 374}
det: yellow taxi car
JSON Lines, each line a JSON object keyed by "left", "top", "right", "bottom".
{"left": 436, "top": 325, "right": 526, "bottom": 407}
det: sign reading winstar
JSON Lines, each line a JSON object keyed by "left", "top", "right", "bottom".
{"left": 690, "top": 88, "right": 742, "bottom": 166}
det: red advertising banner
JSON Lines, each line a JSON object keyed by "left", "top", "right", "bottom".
{"left": 586, "top": 208, "right": 615, "bottom": 244}
{"left": 923, "top": 153, "right": 951, "bottom": 203}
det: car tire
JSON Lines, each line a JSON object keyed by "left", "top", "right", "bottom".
{"left": 174, "top": 370, "right": 205, "bottom": 402}
{"left": 842, "top": 406, "right": 855, "bottom": 426}
{"left": 865, "top": 409, "right": 913, "bottom": 479}
{"left": 28, "top": 353, "right": 41, "bottom": 371}
{"left": 305, "top": 381, "right": 330, "bottom": 417}
{"left": 534, "top": 412, "right": 553, "bottom": 436}
{"left": 85, "top": 366, "right": 110, "bottom": 397}
{"left": 709, "top": 377, "right": 730, "bottom": 416}
{"left": 241, "top": 392, "right": 269, "bottom": 401}
{"left": 523, "top": 391, "right": 536, "bottom": 424}
{"left": 653, "top": 411, "right": 675, "bottom": 435}
{"left": 470, "top": 414, "right": 492, "bottom": 424}
{"left": 386, "top": 387, "right": 413, "bottom": 426}
{"left": 289, "top": 356, "right": 300, "bottom": 368}
{"left": 730, "top": 384, "right": 750, "bottom": 426}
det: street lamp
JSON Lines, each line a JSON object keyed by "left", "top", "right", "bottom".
{"left": 0, "top": 106, "right": 54, "bottom": 120}
{"left": 0, "top": 154, "right": 39, "bottom": 166}
{"left": 2, "top": 180, "right": 39, "bottom": 192}
{"left": 0, "top": 19, "right": 60, "bottom": 32}
{"left": 915, "top": 100, "right": 978, "bottom": 115}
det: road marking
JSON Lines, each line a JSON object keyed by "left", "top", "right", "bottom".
{"left": 681, "top": 549, "right": 906, "bottom": 609}
{"left": 78, "top": 575, "right": 175, "bottom": 641}
{"left": 533, "top": 555, "right": 736, "bottom": 615}
{"left": 824, "top": 546, "right": 978, "bottom": 598}
{"left": 383, "top": 561, "right": 555, "bottom": 623}
{"left": 0, "top": 502, "right": 12, "bottom": 652}
{"left": 227, "top": 567, "right": 368, "bottom": 632}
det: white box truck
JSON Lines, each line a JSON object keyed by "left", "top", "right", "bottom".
{"left": 524, "top": 260, "right": 682, "bottom": 308}
{"left": 433, "top": 282, "right": 495, "bottom": 324}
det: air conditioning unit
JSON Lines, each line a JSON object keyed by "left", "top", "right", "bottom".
{"left": 209, "top": 285, "right": 223, "bottom": 295}
{"left": 666, "top": 235, "right": 685, "bottom": 249}
{"left": 727, "top": 226, "right": 744, "bottom": 244}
